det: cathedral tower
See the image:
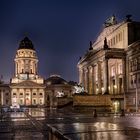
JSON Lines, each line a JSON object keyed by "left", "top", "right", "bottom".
{"left": 11, "top": 37, "right": 43, "bottom": 83}
{"left": 10, "top": 37, "right": 45, "bottom": 106}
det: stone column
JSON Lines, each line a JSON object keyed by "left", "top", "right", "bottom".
{"left": 88, "top": 66, "right": 93, "bottom": 95}
{"left": 35, "top": 62, "right": 38, "bottom": 74}
{"left": 79, "top": 68, "right": 84, "bottom": 86}
{"left": 104, "top": 58, "right": 109, "bottom": 94}
{"left": 15, "top": 62, "right": 18, "bottom": 75}
{"left": 84, "top": 68, "right": 88, "bottom": 92}
{"left": 42, "top": 90, "right": 45, "bottom": 105}
{"left": 92, "top": 66, "right": 95, "bottom": 94}
{"left": 30, "top": 89, "right": 32, "bottom": 106}
{"left": 24, "top": 89, "right": 26, "bottom": 105}
{"left": 37, "top": 89, "right": 39, "bottom": 105}
{"left": 97, "top": 61, "right": 102, "bottom": 94}
{"left": 122, "top": 58, "right": 126, "bottom": 93}
{"left": 17, "top": 88, "right": 19, "bottom": 104}
{"left": 23, "top": 60, "right": 25, "bottom": 73}
{"left": 32, "top": 61, "right": 35, "bottom": 74}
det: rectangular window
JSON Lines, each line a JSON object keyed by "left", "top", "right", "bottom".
{"left": 40, "top": 99, "right": 42, "bottom": 105}
{"left": 33, "top": 99, "right": 36, "bottom": 105}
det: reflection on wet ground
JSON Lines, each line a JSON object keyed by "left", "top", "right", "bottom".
{"left": 0, "top": 108, "right": 140, "bottom": 139}
{"left": 50, "top": 122, "right": 140, "bottom": 140}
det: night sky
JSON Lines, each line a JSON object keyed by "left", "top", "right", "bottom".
{"left": 0, "top": 0, "right": 140, "bottom": 82}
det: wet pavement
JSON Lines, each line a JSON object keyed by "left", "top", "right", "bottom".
{"left": 0, "top": 108, "right": 140, "bottom": 139}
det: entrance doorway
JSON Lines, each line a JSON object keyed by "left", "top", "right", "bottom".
{"left": 113, "top": 100, "right": 120, "bottom": 112}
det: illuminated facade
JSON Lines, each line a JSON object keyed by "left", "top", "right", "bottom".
{"left": 77, "top": 16, "right": 140, "bottom": 111}
{"left": 0, "top": 37, "right": 73, "bottom": 107}
{"left": 10, "top": 37, "right": 45, "bottom": 106}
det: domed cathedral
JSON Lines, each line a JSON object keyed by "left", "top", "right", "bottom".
{"left": 77, "top": 15, "right": 140, "bottom": 112}
{"left": 10, "top": 37, "right": 45, "bottom": 107}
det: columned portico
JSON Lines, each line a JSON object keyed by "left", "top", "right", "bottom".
{"left": 77, "top": 16, "right": 140, "bottom": 111}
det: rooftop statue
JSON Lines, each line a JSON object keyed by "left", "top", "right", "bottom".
{"left": 104, "top": 15, "right": 117, "bottom": 27}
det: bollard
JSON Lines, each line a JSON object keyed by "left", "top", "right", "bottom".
{"left": 93, "top": 109, "right": 97, "bottom": 117}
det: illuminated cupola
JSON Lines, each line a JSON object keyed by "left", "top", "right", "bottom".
{"left": 11, "top": 37, "right": 43, "bottom": 84}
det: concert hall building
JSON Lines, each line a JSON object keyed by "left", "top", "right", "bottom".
{"left": 77, "top": 15, "right": 140, "bottom": 112}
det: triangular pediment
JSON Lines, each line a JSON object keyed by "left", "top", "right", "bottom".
{"left": 93, "top": 22, "right": 124, "bottom": 47}
{"left": 10, "top": 80, "right": 45, "bottom": 88}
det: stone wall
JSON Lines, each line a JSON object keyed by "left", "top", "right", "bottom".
{"left": 73, "top": 95, "right": 112, "bottom": 107}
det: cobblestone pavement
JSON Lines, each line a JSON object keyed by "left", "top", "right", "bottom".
{"left": 0, "top": 112, "right": 46, "bottom": 140}
{"left": 0, "top": 108, "right": 140, "bottom": 140}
